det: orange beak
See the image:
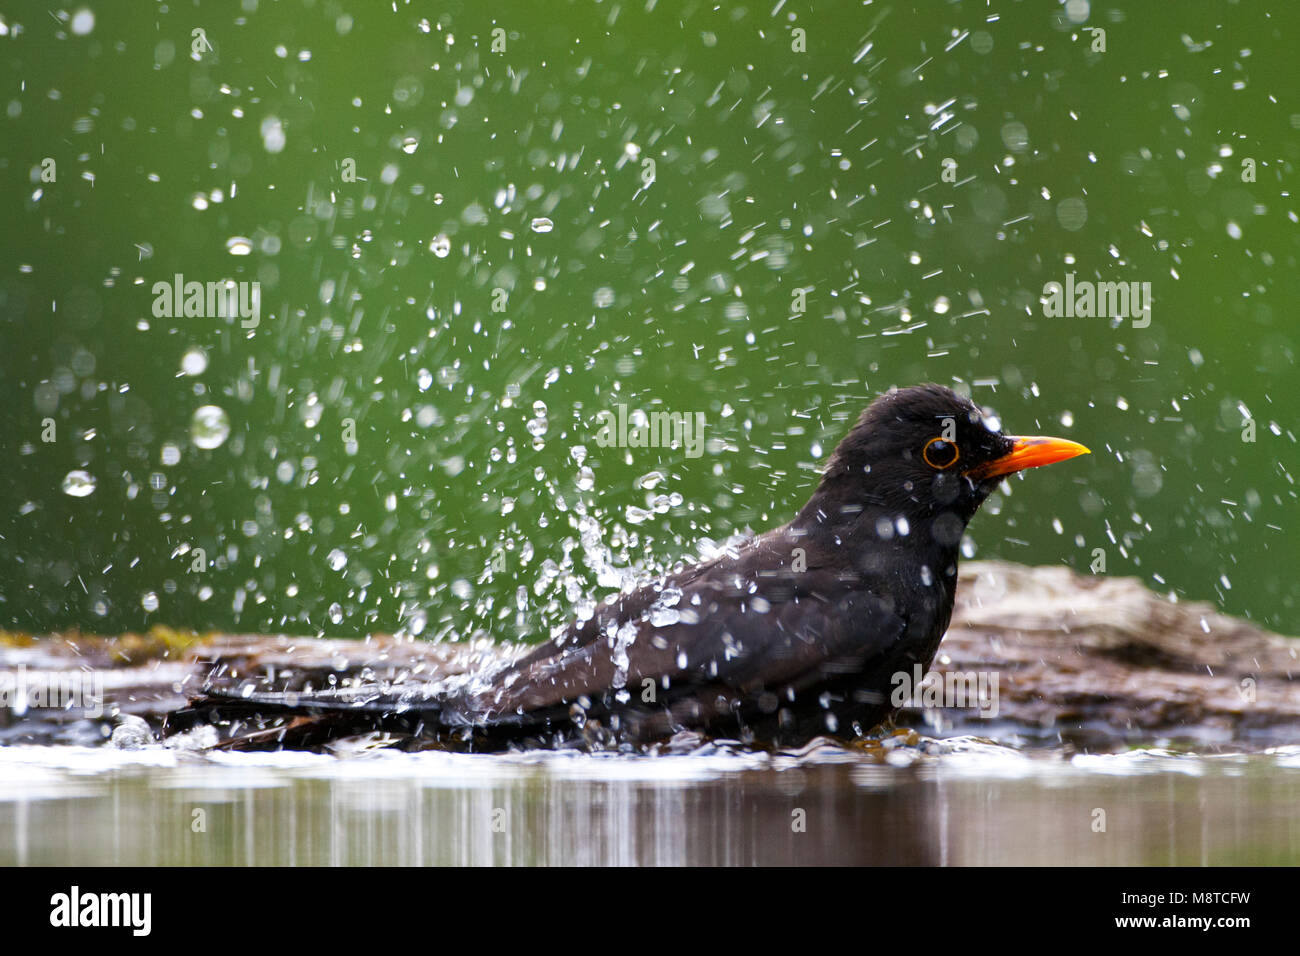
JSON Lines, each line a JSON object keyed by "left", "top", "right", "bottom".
{"left": 966, "top": 436, "right": 1091, "bottom": 480}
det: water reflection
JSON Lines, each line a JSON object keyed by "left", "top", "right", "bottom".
{"left": 2, "top": 745, "right": 1299, "bottom": 865}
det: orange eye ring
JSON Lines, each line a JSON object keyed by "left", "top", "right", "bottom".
{"left": 923, "top": 437, "right": 960, "bottom": 469}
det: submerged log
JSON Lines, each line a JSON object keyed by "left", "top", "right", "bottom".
{"left": 1, "top": 561, "right": 1296, "bottom": 750}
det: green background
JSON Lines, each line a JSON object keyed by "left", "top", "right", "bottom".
{"left": 2, "top": 0, "right": 1296, "bottom": 642}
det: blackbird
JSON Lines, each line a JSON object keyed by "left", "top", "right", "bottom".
{"left": 175, "top": 384, "right": 1088, "bottom": 750}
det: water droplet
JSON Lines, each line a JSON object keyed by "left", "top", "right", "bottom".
{"left": 530, "top": 217, "right": 554, "bottom": 234}
{"left": 635, "top": 470, "right": 665, "bottom": 490}
{"left": 180, "top": 348, "right": 208, "bottom": 376}
{"left": 1053, "top": 195, "right": 1089, "bottom": 232}
{"left": 70, "top": 8, "right": 95, "bottom": 35}
{"left": 62, "top": 469, "right": 97, "bottom": 497}
{"left": 429, "top": 234, "right": 451, "bottom": 258}
{"left": 300, "top": 395, "right": 323, "bottom": 428}
{"left": 226, "top": 236, "right": 253, "bottom": 255}
{"left": 326, "top": 548, "right": 347, "bottom": 571}
{"left": 650, "top": 607, "right": 681, "bottom": 627}
{"left": 407, "top": 608, "right": 427, "bottom": 636}
{"left": 190, "top": 405, "right": 231, "bottom": 449}
{"left": 259, "top": 115, "right": 285, "bottom": 154}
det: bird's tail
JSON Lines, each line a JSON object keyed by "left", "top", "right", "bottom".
{"left": 164, "top": 684, "right": 449, "bottom": 751}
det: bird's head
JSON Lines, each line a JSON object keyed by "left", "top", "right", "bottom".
{"left": 816, "top": 384, "right": 1090, "bottom": 533}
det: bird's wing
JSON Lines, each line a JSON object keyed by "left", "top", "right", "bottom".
{"left": 455, "top": 562, "right": 907, "bottom": 723}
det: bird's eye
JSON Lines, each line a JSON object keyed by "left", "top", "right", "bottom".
{"left": 923, "top": 437, "right": 960, "bottom": 469}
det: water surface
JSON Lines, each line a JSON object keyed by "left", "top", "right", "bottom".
{"left": 4, "top": 742, "right": 1298, "bottom": 865}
